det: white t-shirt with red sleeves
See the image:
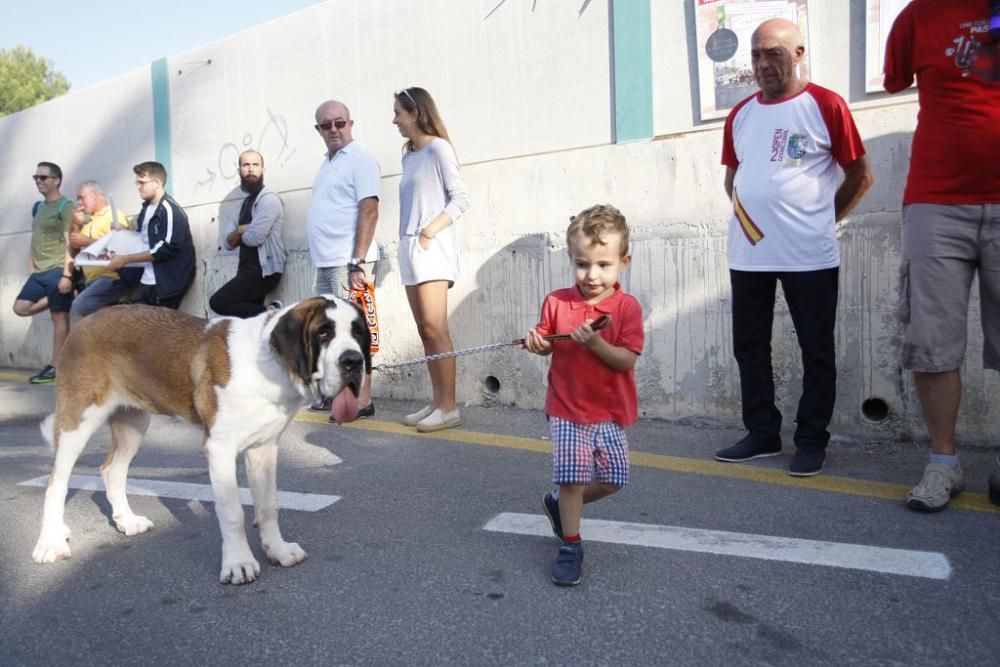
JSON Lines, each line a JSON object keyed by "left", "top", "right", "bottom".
{"left": 721, "top": 83, "right": 866, "bottom": 272}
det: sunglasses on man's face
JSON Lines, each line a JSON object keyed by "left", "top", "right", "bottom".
{"left": 32, "top": 174, "right": 54, "bottom": 182}
{"left": 315, "top": 120, "right": 348, "bottom": 132}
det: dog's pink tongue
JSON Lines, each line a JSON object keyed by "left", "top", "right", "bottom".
{"left": 330, "top": 386, "right": 360, "bottom": 424}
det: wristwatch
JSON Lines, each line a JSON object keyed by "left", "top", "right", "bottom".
{"left": 348, "top": 256, "right": 364, "bottom": 272}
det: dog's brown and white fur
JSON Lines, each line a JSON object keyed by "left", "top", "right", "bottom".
{"left": 32, "top": 296, "right": 369, "bottom": 584}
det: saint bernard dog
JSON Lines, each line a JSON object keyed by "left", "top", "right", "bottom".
{"left": 31, "top": 296, "right": 370, "bottom": 584}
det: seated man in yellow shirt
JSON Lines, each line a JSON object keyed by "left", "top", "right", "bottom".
{"left": 69, "top": 180, "right": 133, "bottom": 317}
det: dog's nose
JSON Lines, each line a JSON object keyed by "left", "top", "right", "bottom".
{"left": 338, "top": 350, "right": 363, "bottom": 374}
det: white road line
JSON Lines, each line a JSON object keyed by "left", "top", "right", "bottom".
{"left": 483, "top": 513, "right": 951, "bottom": 580}
{"left": 18, "top": 475, "right": 340, "bottom": 512}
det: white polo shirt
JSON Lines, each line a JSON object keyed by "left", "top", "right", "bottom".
{"left": 306, "top": 141, "right": 381, "bottom": 268}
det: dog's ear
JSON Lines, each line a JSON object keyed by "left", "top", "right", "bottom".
{"left": 269, "top": 298, "right": 329, "bottom": 385}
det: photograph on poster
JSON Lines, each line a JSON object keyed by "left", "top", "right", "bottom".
{"left": 694, "top": 0, "right": 811, "bottom": 121}
{"left": 865, "top": 0, "right": 913, "bottom": 92}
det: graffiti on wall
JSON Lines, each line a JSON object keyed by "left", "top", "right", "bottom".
{"left": 195, "top": 108, "right": 297, "bottom": 194}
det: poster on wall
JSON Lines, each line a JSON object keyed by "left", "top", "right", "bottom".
{"left": 694, "top": 0, "right": 811, "bottom": 121}
{"left": 865, "top": 0, "right": 913, "bottom": 92}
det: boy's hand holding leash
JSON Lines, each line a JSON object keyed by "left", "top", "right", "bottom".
{"left": 522, "top": 314, "right": 612, "bottom": 356}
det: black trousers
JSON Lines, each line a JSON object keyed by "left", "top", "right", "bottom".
{"left": 209, "top": 269, "right": 282, "bottom": 318}
{"left": 730, "top": 268, "right": 838, "bottom": 450}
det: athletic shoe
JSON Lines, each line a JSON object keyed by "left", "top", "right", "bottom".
{"left": 402, "top": 405, "right": 433, "bottom": 427}
{"left": 309, "top": 397, "right": 332, "bottom": 413}
{"left": 542, "top": 492, "right": 563, "bottom": 539}
{"left": 29, "top": 365, "right": 56, "bottom": 384}
{"left": 330, "top": 401, "right": 375, "bottom": 423}
{"left": 987, "top": 455, "right": 1000, "bottom": 507}
{"left": 788, "top": 447, "right": 826, "bottom": 477}
{"left": 415, "top": 408, "right": 462, "bottom": 433}
{"left": 714, "top": 433, "right": 782, "bottom": 462}
{"left": 906, "top": 462, "right": 965, "bottom": 512}
{"left": 551, "top": 541, "right": 584, "bottom": 587}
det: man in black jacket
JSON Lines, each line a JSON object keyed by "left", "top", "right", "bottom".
{"left": 108, "top": 162, "right": 196, "bottom": 309}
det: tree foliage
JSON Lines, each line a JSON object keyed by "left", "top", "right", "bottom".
{"left": 0, "top": 45, "right": 71, "bottom": 117}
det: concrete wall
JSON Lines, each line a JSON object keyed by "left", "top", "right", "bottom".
{"left": 0, "top": 0, "right": 996, "bottom": 444}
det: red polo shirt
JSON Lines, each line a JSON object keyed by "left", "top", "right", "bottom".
{"left": 535, "top": 284, "right": 644, "bottom": 426}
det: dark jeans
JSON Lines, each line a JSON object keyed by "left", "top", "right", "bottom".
{"left": 730, "top": 268, "right": 838, "bottom": 450}
{"left": 209, "top": 269, "right": 282, "bottom": 318}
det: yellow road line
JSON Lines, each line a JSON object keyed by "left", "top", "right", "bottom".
{"left": 301, "top": 413, "right": 1000, "bottom": 514}
{"left": 6, "top": 374, "right": 998, "bottom": 514}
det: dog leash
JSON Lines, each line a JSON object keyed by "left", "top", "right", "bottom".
{"left": 371, "top": 314, "right": 612, "bottom": 372}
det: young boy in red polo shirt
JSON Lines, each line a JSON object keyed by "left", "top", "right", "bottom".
{"left": 523, "top": 204, "right": 644, "bottom": 586}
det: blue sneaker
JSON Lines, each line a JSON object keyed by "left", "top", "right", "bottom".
{"left": 542, "top": 492, "right": 563, "bottom": 539}
{"left": 551, "top": 541, "right": 584, "bottom": 587}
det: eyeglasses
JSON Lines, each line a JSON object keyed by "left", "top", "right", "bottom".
{"left": 315, "top": 120, "right": 348, "bottom": 132}
{"left": 32, "top": 175, "right": 54, "bottom": 182}
{"left": 135, "top": 179, "right": 155, "bottom": 187}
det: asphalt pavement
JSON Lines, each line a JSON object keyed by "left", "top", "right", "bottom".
{"left": 0, "top": 369, "right": 998, "bottom": 666}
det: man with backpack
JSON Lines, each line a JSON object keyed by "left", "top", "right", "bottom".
{"left": 13, "top": 161, "right": 77, "bottom": 384}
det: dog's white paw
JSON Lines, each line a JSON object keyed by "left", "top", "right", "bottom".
{"left": 32, "top": 535, "right": 71, "bottom": 563}
{"left": 114, "top": 513, "right": 154, "bottom": 536}
{"left": 265, "top": 541, "right": 308, "bottom": 567}
{"left": 220, "top": 551, "right": 261, "bottom": 585}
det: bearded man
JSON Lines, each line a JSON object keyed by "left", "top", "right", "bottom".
{"left": 209, "top": 150, "right": 286, "bottom": 317}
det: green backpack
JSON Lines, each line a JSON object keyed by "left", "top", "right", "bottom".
{"left": 32, "top": 197, "right": 72, "bottom": 220}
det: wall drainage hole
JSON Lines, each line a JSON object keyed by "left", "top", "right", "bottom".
{"left": 861, "top": 397, "right": 889, "bottom": 422}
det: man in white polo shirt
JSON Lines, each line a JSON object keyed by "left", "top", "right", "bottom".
{"left": 306, "top": 99, "right": 380, "bottom": 417}
{"left": 713, "top": 18, "right": 874, "bottom": 476}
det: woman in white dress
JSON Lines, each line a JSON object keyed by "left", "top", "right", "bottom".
{"left": 392, "top": 87, "right": 471, "bottom": 433}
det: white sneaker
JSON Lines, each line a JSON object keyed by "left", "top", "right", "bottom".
{"left": 415, "top": 408, "right": 462, "bottom": 433}
{"left": 906, "top": 462, "right": 964, "bottom": 512}
{"left": 402, "top": 405, "right": 434, "bottom": 427}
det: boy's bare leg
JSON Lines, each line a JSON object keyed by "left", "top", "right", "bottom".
{"left": 558, "top": 483, "right": 620, "bottom": 538}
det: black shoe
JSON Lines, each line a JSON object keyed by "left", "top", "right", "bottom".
{"left": 551, "top": 541, "right": 584, "bottom": 587}
{"left": 788, "top": 447, "right": 826, "bottom": 477}
{"left": 330, "top": 401, "right": 375, "bottom": 422}
{"left": 29, "top": 365, "right": 56, "bottom": 384}
{"left": 309, "top": 397, "right": 332, "bottom": 413}
{"left": 542, "top": 492, "right": 563, "bottom": 540}
{"left": 715, "top": 433, "right": 782, "bottom": 462}
{"left": 988, "top": 455, "right": 1000, "bottom": 506}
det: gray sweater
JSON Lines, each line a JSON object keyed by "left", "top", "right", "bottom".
{"left": 223, "top": 186, "right": 286, "bottom": 276}
{"left": 398, "top": 138, "right": 471, "bottom": 237}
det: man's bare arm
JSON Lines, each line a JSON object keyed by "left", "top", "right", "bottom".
{"left": 835, "top": 155, "right": 875, "bottom": 222}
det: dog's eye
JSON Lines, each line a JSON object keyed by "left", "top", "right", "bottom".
{"left": 316, "top": 324, "right": 333, "bottom": 342}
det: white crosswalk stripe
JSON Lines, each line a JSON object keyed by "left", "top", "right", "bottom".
{"left": 483, "top": 512, "right": 952, "bottom": 580}
{"left": 18, "top": 474, "right": 340, "bottom": 512}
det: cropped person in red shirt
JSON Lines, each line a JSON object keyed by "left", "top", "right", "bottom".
{"left": 883, "top": 0, "right": 1000, "bottom": 511}
{"left": 523, "top": 204, "right": 645, "bottom": 586}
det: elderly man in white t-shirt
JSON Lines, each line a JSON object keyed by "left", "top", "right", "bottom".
{"left": 713, "top": 18, "right": 874, "bottom": 476}
{"left": 306, "top": 99, "right": 381, "bottom": 417}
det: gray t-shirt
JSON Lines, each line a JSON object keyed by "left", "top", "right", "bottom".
{"left": 398, "top": 137, "right": 471, "bottom": 238}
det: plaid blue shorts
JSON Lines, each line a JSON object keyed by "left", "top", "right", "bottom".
{"left": 550, "top": 416, "right": 630, "bottom": 487}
